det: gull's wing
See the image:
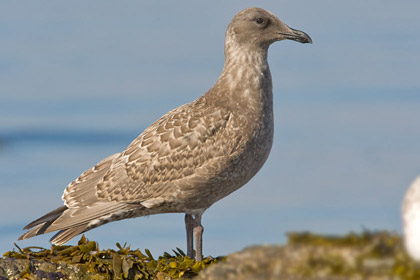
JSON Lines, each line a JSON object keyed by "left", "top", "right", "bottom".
{"left": 20, "top": 97, "right": 237, "bottom": 244}
{"left": 62, "top": 153, "right": 120, "bottom": 208}
{"left": 95, "top": 99, "right": 234, "bottom": 207}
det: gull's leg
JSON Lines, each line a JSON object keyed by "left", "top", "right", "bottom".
{"left": 193, "top": 213, "right": 204, "bottom": 261}
{"left": 185, "top": 214, "right": 194, "bottom": 258}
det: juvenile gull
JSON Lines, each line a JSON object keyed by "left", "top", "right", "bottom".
{"left": 402, "top": 176, "right": 420, "bottom": 261}
{"left": 19, "top": 7, "right": 312, "bottom": 261}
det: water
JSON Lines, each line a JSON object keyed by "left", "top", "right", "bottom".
{"left": 1, "top": 0, "right": 420, "bottom": 257}
{"left": 1, "top": 88, "right": 419, "bottom": 256}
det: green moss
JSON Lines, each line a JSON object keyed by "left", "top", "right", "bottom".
{"left": 287, "top": 230, "right": 399, "bottom": 249}
{"left": 3, "top": 235, "right": 223, "bottom": 279}
{"left": 287, "top": 231, "right": 420, "bottom": 280}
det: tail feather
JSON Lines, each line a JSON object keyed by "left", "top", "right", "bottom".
{"left": 19, "top": 206, "right": 68, "bottom": 241}
{"left": 18, "top": 224, "right": 45, "bottom": 240}
{"left": 23, "top": 206, "right": 68, "bottom": 230}
{"left": 18, "top": 152, "right": 141, "bottom": 244}
{"left": 19, "top": 202, "right": 143, "bottom": 244}
{"left": 49, "top": 225, "right": 88, "bottom": 245}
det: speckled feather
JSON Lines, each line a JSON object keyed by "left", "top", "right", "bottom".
{"left": 19, "top": 7, "right": 312, "bottom": 248}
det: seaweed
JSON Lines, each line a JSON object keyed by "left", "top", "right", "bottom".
{"left": 4, "top": 231, "right": 420, "bottom": 279}
{"left": 3, "top": 235, "right": 223, "bottom": 279}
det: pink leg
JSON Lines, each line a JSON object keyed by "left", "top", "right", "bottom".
{"left": 185, "top": 214, "right": 194, "bottom": 258}
{"left": 193, "top": 213, "right": 204, "bottom": 261}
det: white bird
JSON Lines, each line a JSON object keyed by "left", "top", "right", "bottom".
{"left": 402, "top": 176, "right": 420, "bottom": 261}
{"left": 19, "top": 7, "right": 312, "bottom": 261}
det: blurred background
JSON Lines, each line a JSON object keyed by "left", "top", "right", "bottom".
{"left": 1, "top": 1, "right": 419, "bottom": 257}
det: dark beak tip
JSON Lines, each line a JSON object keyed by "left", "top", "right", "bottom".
{"left": 294, "top": 36, "right": 312, "bottom": 44}
{"left": 278, "top": 28, "right": 313, "bottom": 44}
{"left": 298, "top": 31, "right": 312, "bottom": 44}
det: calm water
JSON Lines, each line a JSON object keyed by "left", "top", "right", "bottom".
{"left": 1, "top": 89, "right": 418, "bottom": 256}
{"left": 1, "top": 0, "right": 420, "bottom": 257}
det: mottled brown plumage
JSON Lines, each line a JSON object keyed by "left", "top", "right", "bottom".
{"left": 19, "top": 7, "right": 312, "bottom": 261}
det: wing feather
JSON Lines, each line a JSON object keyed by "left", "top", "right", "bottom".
{"left": 45, "top": 202, "right": 135, "bottom": 232}
{"left": 62, "top": 153, "right": 120, "bottom": 207}
{"left": 96, "top": 100, "right": 234, "bottom": 204}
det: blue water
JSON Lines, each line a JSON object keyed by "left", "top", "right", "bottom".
{"left": 1, "top": 88, "right": 418, "bottom": 256}
{"left": 1, "top": 0, "right": 420, "bottom": 256}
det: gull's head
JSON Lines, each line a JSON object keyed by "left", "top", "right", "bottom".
{"left": 226, "top": 7, "right": 312, "bottom": 51}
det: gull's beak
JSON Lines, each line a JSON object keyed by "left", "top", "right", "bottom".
{"left": 278, "top": 26, "right": 312, "bottom": 44}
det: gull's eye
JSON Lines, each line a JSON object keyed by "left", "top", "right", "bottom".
{"left": 256, "top": 17, "right": 264, "bottom": 24}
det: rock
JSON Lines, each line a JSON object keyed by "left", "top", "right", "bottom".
{"left": 2, "top": 231, "right": 420, "bottom": 279}
{"left": 0, "top": 258, "right": 95, "bottom": 280}
{"left": 195, "top": 231, "right": 420, "bottom": 280}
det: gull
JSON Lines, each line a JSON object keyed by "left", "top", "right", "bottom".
{"left": 402, "top": 176, "right": 420, "bottom": 261}
{"left": 19, "top": 7, "right": 312, "bottom": 261}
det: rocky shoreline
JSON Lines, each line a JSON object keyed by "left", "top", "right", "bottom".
{"left": 1, "top": 231, "right": 419, "bottom": 280}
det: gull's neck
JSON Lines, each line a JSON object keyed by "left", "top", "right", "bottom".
{"left": 208, "top": 35, "right": 273, "bottom": 113}
{"left": 215, "top": 26, "right": 272, "bottom": 93}
{"left": 219, "top": 45, "right": 270, "bottom": 89}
